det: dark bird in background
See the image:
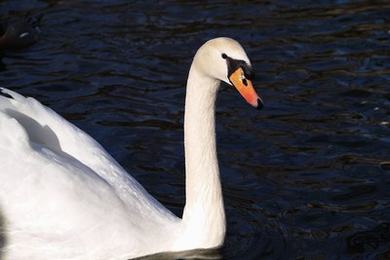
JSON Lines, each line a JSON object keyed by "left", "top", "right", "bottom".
{"left": 0, "top": 13, "right": 42, "bottom": 51}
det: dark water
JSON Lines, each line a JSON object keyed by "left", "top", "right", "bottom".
{"left": 1, "top": 0, "right": 389, "bottom": 259}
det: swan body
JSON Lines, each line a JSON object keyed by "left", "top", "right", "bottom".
{"left": 0, "top": 37, "right": 262, "bottom": 259}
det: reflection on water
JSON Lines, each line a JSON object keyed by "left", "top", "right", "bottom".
{"left": 0, "top": 0, "right": 389, "bottom": 259}
{"left": 137, "top": 248, "right": 221, "bottom": 260}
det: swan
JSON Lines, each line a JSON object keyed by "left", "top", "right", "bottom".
{"left": 0, "top": 37, "right": 262, "bottom": 259}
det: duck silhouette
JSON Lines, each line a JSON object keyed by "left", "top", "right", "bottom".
{"left": 0, "top": 13, "right": 42, "bottom": 50}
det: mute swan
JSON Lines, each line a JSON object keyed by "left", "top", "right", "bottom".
{"left": 0, "top": 37, "right": 262, "bottom": 259}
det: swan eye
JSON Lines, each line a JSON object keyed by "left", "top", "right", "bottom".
{"left": 242, "top": 78, "right": 248, "bottom": 86}
{"left": 224, "top": 55, "right": 254, "bottom": 81}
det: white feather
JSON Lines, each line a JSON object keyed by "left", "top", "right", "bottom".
{"left": 0, "top": 38, "right": 253, "bottom": 259}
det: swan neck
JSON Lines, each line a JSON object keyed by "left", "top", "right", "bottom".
{"left": 181, "top": 65, "right": 225, "bottom": 248}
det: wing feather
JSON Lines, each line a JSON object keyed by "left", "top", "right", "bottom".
{"left": 0, "top": 88, "right": 176, "bottom": 220}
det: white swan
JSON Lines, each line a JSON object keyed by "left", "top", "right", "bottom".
{"left": 0, "top": 37, "right": 262, "bottom": 260}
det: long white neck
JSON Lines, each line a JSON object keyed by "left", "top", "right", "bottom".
{"left": 179, "top": 64, "right": 226, "bottom": 249}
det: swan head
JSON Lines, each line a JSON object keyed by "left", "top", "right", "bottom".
{"left": 192, "top": 37, "right": 263, "bottom": 109}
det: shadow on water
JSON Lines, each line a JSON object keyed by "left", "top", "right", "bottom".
{"left": 135, "top": 248, "right": 221, "bottom": 260}
{"left": 0, "top": 57, "right": 5, "bottom": 72}
{"left": 347, "top": 223, "right": 390, "bottom": 257}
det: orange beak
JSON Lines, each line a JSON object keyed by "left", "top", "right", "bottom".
{"left": 229, "top": 68, "right": 263, "bottom": 109}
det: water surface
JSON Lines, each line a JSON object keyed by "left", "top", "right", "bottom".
{"left": 0, "top": 0, "right": 389, "bottom": 259}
